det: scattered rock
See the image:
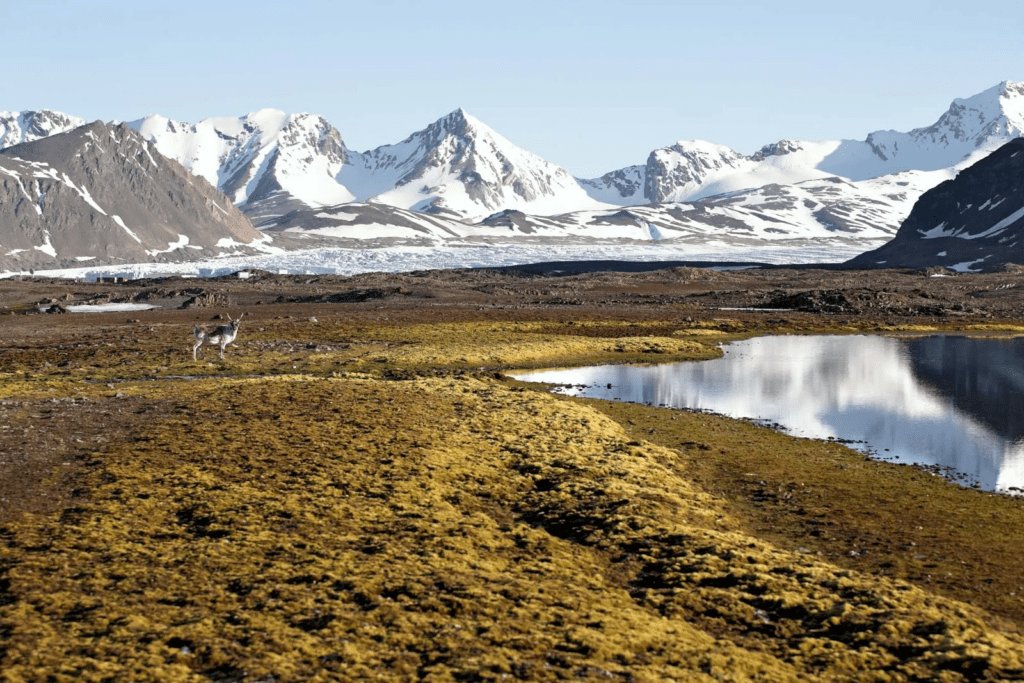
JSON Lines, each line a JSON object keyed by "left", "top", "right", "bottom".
{"left": 181, "top": 292, "right": 227, "bottom": 309}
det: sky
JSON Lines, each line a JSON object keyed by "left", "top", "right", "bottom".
{"left": 5, "top": 0, "right": 1023, "bottom": 178}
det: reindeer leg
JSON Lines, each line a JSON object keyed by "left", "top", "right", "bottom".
{"left": 192, "top": 327, "right": 208, "bottom": 362}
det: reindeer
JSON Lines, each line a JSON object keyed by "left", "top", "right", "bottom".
{"left": 192, "top": 313, "right": 244, "bottom": 361}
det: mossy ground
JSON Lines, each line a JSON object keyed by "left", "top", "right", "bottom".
{"left": 573, "top": 397, "right": 1024, "bottom": 628}
{"left": 2, "top": 313, "right": 1024, "bottom": 681}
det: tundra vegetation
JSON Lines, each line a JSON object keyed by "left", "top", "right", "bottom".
{"left": 2, "top": 268, "right": 1024, "bottom": 682}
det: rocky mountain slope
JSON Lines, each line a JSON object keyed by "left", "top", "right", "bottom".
{"left": 129, "top": 108, "right": 607, "bottom": 223}
{"left": 583, "top": 81, "right": 1024, "bottom": 205}
{"left": 3, "top": 81, "right": 1023, "bottom": 261}
{"left": 846, "top": 138, "right": 1024, "bottom": 271}
{"left": 264, "top": 169, "right": 941, "bottom": 261}
{"left": 124, "top": 81, "right": 1024, "bottom": 225}
{"left": 0, "top": 109, "right": 85, "bottom": 149}
{"left": 0, "top": 121, "right": 265, "bottom": 271}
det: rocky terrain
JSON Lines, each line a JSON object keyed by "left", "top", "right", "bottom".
{"left": 848, "top": 138, "right": 1024, "bottom": 271}
{"left": 4, "top": 81, "right": 1023, "bottom": 265}
{"left": 0, "top": 122, "right": 267, "bottom": 271}
{"left": 6, "top": 260, "right": 1024, "bottom": 321}
{"left": 0, "top": 109, "right": 85, "bottom": 148}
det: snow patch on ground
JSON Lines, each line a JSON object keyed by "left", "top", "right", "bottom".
{"left": 216, "top": 234, "right": 283, "bottom": 255}
{"left": 66, "top": 303, "right": 158, "bottom": 313}
{"left": 950, "top": 258, "right": 989, "bottom": 272}
{"left": 146, "top": 234, "right": 191, "bottom": 256}
{"left": 69, "top": 177, "right": 107, "bottom": 215}
{"left": 35, "top": 303, "right": 158, "bottom": 313}
{"left": 34, "top": 232, "right": 57, "bottom": 257}
{"left": 921, "top": 222, "right": 950, "bottom": 239}
{"left": 968, "top": 206, "right": 1024, "bottom": 240}
{"left": 112, "top": 215, "right": 143, "bottom": 244}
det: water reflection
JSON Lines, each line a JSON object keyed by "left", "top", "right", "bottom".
{"left": 511, "top": 335, "right": 1024, "bottom": 493}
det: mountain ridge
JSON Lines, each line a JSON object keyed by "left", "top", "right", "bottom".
{"left": 582, "top": 81, "right": 1024, "bottom": 206}
{"left": 845, "top": 137, "right": 1024, "bottom": 271}
{"left": 6, "top": 81, "right": 1024, "bottom": 223}
{"left": 0, "top": 121, "right": 266, "bottom": 270}
{"left": 0, "top": 109, "right": 86, "bottom": 149}
{"left": 2, "top": 80, "right": 1023, "bottom": 267}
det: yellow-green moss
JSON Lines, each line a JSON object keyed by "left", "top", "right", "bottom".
{"left": 0, "top": 320, "right": 725, "bottom": 385}
{"left": 3, "top": 374, "right": 1024, "bottom": 681}
{"left": 578, "top": 394, "right": 1024, "bottom": 629}
{"left": 3, "top": 315, "right": 1024, "bottom": 681}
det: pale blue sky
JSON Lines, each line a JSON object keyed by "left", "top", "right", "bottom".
{"left": 6, "top": 0, "right": 1023, "bottom": 177}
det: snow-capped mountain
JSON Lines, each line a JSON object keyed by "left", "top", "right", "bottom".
{"left": 644, "top": 141, "right": 753, "bottom": 203}
{"left": 582, "top": 81, "right": 1024, "bottom": 205}
{"left": 129, "top": 110, "right": 354, "bottom": 222}
{"left": 0, "top": 121, "right": 265, "bottom": 270}
{"left": 3, "top": 80, "right": 1024, "bottom": 265}
{"left": 861, "top": 81, "right": 1024, "bottom": 174}
{"left": 847, "top": 138, "right": 1024, "bottom": 271}
{"left": 339, "top": 109, "right": 607, "bottom": 221}
{"left": 579, "top": 138, "right": 852, "bottom": 205}
{"left": 266, "top": 169, "right": 942, "bottom": 260}
{"left": 129, "top": 108, "right": 609, "bottom": 223}
{"left": 0, "top": 110, "right": 86, "bottom": 149}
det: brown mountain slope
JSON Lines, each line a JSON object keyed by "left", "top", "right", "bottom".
{"left": 0, "top": 121, "right": 264, "bottom": 271}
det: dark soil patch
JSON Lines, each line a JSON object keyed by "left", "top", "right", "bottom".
{"left": 0, "top": 395, "right": 173, "bottom": 523}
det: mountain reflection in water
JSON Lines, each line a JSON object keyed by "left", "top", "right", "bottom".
{"left": 511, "top": 335, "right": 1024, "bottom": 493}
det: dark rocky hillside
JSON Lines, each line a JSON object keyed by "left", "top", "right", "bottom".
{"left": 847, "top": 138, "right": 1024, "bottom": 271}
{"left": 0, "top": 121, "right": 264, "bottom": 271}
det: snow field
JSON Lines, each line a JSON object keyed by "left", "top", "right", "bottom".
{"left": 6, "top": 241, "right": 876, "bottom": 281}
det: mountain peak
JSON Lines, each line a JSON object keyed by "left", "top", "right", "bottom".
{"left": 353, "top": 106, "right": 602, "bottom": 220}
{"left": 948, "top": 81, "right": 1024, "bottom": 114}
{"left": 1000, "top": 80, "right": 1024, "bottom": 97}
{"left": 667, "top": 139, "right": 744, "bottom": 156}
{"left": 851, "top": 80, "right": 1024, "bottom": 176}
{"left": 243, "top": 108, "right": 289, "bottom": 126}
{"left": 0, "top": 120, "right": 259, "bottom": 270}
{"left": 953, "top": 80, "right": 1024, "bottom": 106}
{"left": 430, "top": 107, "right": 487, "bottom": 138}
{"left": 643, "top": 139, "right": 751, "bottom": 203}
{"left": 0, "top": 109, "right": 87, "bottom": 149}
{"left": 938, "top": 80, "right": 1024, "bottom": 140}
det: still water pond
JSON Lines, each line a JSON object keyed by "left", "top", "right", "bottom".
{"left": 511, "top": 335, "right": 1024, "bottom": 493}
